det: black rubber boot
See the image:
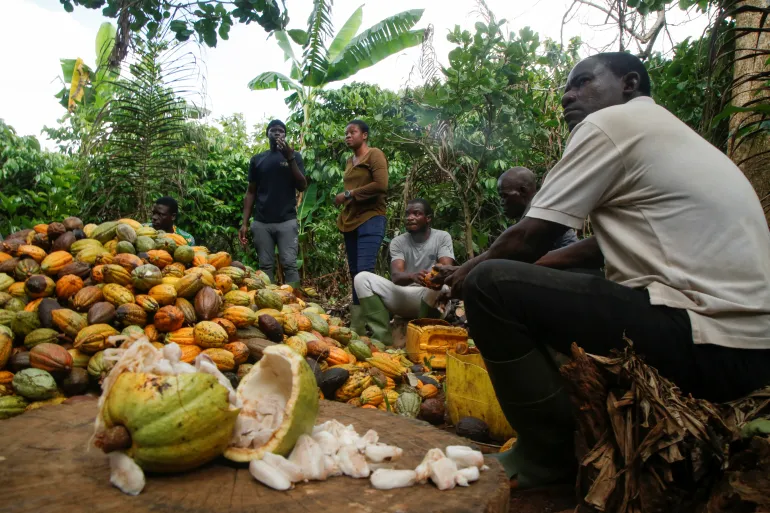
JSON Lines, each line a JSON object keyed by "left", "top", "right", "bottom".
{"left": 485, "top": 348, "right": 577, "bottom": 488}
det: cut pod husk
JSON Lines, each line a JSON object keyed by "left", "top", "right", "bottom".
{"left": 92, "top": 339, "right": 241, "bottom": 495}
{"left": 225, "top": 344, "right": 319, "bottom": 462}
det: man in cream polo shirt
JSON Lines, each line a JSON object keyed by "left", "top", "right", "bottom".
{"left": 438, "top": 52, "right": 770, "bottom": 489}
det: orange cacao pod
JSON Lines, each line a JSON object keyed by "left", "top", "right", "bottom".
{"left": 30, "top": 343, "right": 73, "bottom": 373}
{"left": 147, "top": 250, "right": 173, "bottom": 269}
{"left": 224, "top": 342, "right": 249, "bottom": 366}
{"left": 112, "top": 253, "right": 143, "bottom": 272}
{"left": 148, "top": 283, "right": 177, "bottom": 306}
{"left": 165, "top": 327, "right": 195, "bottom": 345}
{"left": 56, "top": 274, "right": 84, "bottom": 301}
{"left": 71, "top": 285, "right": 104, "bottom": 311}
{"left": 154, "top": 305, "right": 185, "bottom": 332}
{"left": 207, "top": 252, "right": 232, "bottom": 270}
{"left": 103, "top": 264, "right": 133, "bottom": 286}
{"left": 40, "top": 251, "right": 73, "bottom": 276}
{"left": 211, "top": 317, "right": 237, "bottom": 341}
{"left": 179, "top": 344, "right": 201, "bottom": 363}
{"left": 144, "top": 324, "right": 162, "bottom": 343}
{"left": 202, "top": 348, "right": 235, "bottom": 371}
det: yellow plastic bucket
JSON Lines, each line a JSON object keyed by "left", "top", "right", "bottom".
{"left": 406, "top": 319, "right": 468, "bottom": 369}
{"left": 445, "top": 350, "right": 515, "bottom": 441}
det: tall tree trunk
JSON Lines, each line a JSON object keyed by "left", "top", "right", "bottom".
{"left": 462, "top": 199, "right": 475, "bottom": 259}
{"left": 728, "top": 0, "right": 770, "bottom": 224}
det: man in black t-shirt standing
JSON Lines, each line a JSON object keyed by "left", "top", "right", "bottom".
{"left": 239, "top": 119, "right": 307, "bottom": 287}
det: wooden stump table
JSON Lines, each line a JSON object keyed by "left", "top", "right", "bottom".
{"left": 1, "top": 397, "right": 509, "bottom": 513}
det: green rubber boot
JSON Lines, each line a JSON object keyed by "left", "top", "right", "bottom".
{"left": 287, "top": 281, "right": 301, "bottom": 291}
{"left": 359, "top": 295, "right": 393, "bottom": 346}
{"left": 485, "top": 348, "right": 576, "bottom": 489}
{"left": 349, "top": 305, "right": 365, "bottom": 337}
{"left": 418, "top": 299, "right": 441, "bottom": 319}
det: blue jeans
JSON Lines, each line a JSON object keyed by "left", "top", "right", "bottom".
{"left": 343, "top": 215, "right": 386, "bottom": 304}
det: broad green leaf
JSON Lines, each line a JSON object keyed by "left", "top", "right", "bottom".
{"left": 288, "top": 29, "right": 309, "bottom": 46}
{"left": 301, "top": 0, "right": 334, "bottom": 87}
{"left": 95, "top": 22, "right": 116, "bottom": 69}
{"left": 325, "top": 9, "right": 425, "bottom": 84}
{"left": 247, "top": 71, "right": 301, "bottom": 91}
{"left": 290, "top": 61, "right": 301, "bottom": 80}
{"left": 61, "top": 59, "right": 77, "bottom": 83}
{"left": 297, "top": 182, "right": 319, "bottom": 221}
{"left": 274, "top": 31, "right": 296, "bottom": 62}
{"left": 327, "top": 5, "right": 363, "bottom": 63}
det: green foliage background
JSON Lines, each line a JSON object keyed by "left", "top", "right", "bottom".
{"left": 0, "top": 15, "right": 729, "bottom": 299}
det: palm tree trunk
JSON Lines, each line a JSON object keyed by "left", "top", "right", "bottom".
{"left": 728, "top": 0, "right": 770, "bottom": 224}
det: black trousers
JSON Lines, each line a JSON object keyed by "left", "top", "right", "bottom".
{"left": 463, "top": 260, "right": 770, "bottom": 403}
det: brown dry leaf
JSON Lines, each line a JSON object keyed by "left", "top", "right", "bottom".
{"left": 561, "top": 341, "right": 733, "bottom": 513}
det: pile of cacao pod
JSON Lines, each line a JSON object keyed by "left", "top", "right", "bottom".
{"left": 0, "top": 216, "right": 445, "bottom": 424}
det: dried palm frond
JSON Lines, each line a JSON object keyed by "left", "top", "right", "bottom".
{"left": 561, "top": 342, "right": 731, "bottom": 513}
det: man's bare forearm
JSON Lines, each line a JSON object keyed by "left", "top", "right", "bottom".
{"left": 534, "top": 236, "right": 603, "bottom": 269}
{"left": 391, "top": 271, "right": 416, "bottom": 286}
{"left": 241, "top": 191, "right": 256, "bottom": 226}
{"left": 290, "top": 160, "right": 307, "bottom": 191}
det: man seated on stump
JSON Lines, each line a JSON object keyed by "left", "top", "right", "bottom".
{"left": 149, "top": 196, "right": 195, "bottom": 245}
{"left": 352, "top": 199, "right": 455, "bottom": 345}
{"left": 436, "top": 52, "right": 770, "bottom": 490}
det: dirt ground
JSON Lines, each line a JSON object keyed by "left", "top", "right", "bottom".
{"left": 508, "top": 484, "right": 577, "bottom": 513}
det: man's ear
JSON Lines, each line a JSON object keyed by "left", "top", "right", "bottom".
{"left": 623, "top": 72, "right": 640, "bottom": 95}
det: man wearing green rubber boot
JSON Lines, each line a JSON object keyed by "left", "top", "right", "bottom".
{"left": 353, "top": 199, "right": 455, "bottom": 345}
{"left": 436, "top": 52, "right": 770, "bottom": 489}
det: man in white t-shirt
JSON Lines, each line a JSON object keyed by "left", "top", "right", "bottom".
{"left": 437, "top": 52, "right": 770, "bottom": 489}
{"left": 353, "top": 199, "right": 455, "bottom": 345}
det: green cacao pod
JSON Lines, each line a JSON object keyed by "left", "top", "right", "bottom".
{"left": 154, "top": 236, "right": 178, "bottom": 254}
{"left": 0, "top": 309, "right": 15, "bottom": 327}
{"left": 91, "top": 221, "right": 119, "bottom": 244}
{"left": 87, "top": 350, "right": 114, "bottom": 381}
{"left": 12, "top": 311, "right": 41, "bottom": 339}
{"left": 132, "top": 264, "right": 163, "bottom": 291}
{"left": 116, "top": 241, "right": 136, "bottom": 255}
{"left": 24, "top": 328, "right": 60, "bottom": 349}
{"left": 15, "top": 259, "right": 41, "bottom": 281}
{"left": 255, "top": 289, "right": 283, "bottom": 311}
{"left": 305, "top": 312, "right": 329, "bottom": 337}
{"left": 224, "top": 290, "right": 250, "bottom": 307}
{"left": 0, "top": 395, "right": 28, "bottom": 419}
{"left": 0, "top": 273, "right": 14, "bottom": 292}
{"left": 174, "top": 245, "right": 194, "bottom": 265}
{"left": 216, "top": 266, "right": 246, "bottom": 285}
{"left": 134, "top": 236, "right": 156, "bottom": 253}
{"left": 5, "top": 298, "right": 26, "bottom": 312}
{"left": 395, "top": 391, "right": 422, "bottom": 418}
{"left": 12, "top": 368, "right": 58, "bottom": 400}
{"left": 348, "top": 340, "right": 373, "bottom": 362}
{"left": 116, "top": 223, "right": 137, "bottom": 244}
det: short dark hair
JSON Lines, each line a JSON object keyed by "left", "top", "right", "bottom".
{"left": 591, "top": 52, "right": 651, "bottom": 96}
{"left": 155, "top": 196, "right": 179, "bottom": 215}
{"left": 266, "top": 119, "right": 286, "bottom": 136}
{"left": 347, "top": 119, "right": 369, "bottom": 135}
{"left": 407, "top": 198, "right": 433, "bottom": 217}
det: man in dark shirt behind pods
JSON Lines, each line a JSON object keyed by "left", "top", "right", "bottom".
{"left": 239, "top": 120, "right": 307, "bottom": 288}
